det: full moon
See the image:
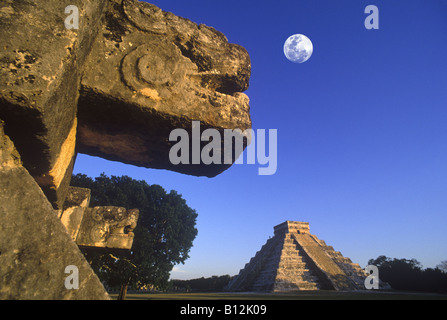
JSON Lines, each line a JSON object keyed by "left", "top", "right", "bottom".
{"left": 284, "top": 34, "right": 313, "bottom": 63}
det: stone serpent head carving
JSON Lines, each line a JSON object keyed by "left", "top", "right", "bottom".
{"left": 77, "top": 0, "right": 252, "bottom": 178}
{"left": 0, "top": 0, "right": 251, "bottom": 208}
{"left": 77, "top": 206, "right": 139, "bottom": 250}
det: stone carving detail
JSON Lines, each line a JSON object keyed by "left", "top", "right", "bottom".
{"left": 76, "top": 207, "right": 139, "bottom": 250}
{"left": 120, "top": 42, "right": 187, "bottom": 94}
{"left": 60, "top": 187, "right": 139, "bottom": 250}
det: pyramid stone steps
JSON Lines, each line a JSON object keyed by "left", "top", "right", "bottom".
{"left": 273, "top": 280, "right": 319, "bottom": 291}
{"left": 225, "top": 221, "right": 367, "bottom": 292}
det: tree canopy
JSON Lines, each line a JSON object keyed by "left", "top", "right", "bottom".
{"left": 71, "top": 173, "right": 198, "bottom": 292}
{"left": 368, "top": 255, "right": 447, "bottom": 293}
{"left": 170, "top": 275, "right": 234, "bottom": 292}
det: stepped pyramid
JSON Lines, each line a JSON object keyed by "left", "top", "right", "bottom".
{"left": 226, "top": 221, "right": 368, "bottom": 292}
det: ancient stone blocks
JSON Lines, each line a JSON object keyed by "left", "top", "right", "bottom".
{"left": 59, "top": 187, "right": 92, "bottom": 241}
{"left": 0, "top": 123, "right": 110, "bottom": 299}
{"left": 76, "top": 206, "right": 139, "bottom": 250}
{"left": 0, "top": 0, "right": 252, "bottom": 209}
{"left": 0, "top": 0, "right": 252, "bottom": 208}
{"left": 0, "top": 0, "right": 107, "bottom": 209}
{"left": 274, "top": 221, "right": 310, "bottom": 235}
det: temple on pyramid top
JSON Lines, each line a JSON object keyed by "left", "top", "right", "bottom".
{"left": 274, "top": 221, "right": 310, "bottom": 235}
{"left": 226, "top": 220, "right": 380, "bottom": 292}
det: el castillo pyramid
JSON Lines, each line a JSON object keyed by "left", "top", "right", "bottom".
{"left": 226, "top": 221, "right": 368, "bottom": 292}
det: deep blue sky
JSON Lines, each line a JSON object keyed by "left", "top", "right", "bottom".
{"left": 74, "top": 0, "right": 447, "bottom": 279}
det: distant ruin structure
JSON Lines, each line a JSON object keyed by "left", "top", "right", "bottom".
{"left": 226, "top": 221, "right": 369, "bottom": 292}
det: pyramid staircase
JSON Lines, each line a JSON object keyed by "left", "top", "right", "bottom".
{"left": 226, "top": 221, "right": 368, "bottom": 292}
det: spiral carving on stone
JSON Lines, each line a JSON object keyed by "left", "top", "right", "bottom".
{"left": 120, "top": 42, "right": 186, "bottom": 99}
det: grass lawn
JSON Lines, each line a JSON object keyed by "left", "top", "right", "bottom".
{"left": 111, "top": 290, "right": 447, "bottom": 300}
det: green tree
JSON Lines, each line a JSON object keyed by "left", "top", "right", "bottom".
{"left": 170, "top": 275, "right": 234, "bottom": 292}
{"left": 368, "top": 256, "right": 422, "bottom": 291}
{"left": 71, "top": 173, "right": 198, "bottom": 299}
{"left": 368, "top": 256, "right": 447, "bottom": 293}
{"left": 437, "top": 260, "right": 447, "bottom": 273}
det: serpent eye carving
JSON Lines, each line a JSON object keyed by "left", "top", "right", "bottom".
{"left": 120, "top": 42, "right": 187, "bottom": 99}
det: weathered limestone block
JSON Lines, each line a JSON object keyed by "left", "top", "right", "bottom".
{"left": 59, "top": 187, "right": 92, "bottom": 241}
{"left": 0, "top": 120, "right": 21, "bottom": 169}
{"left": 77, "top": 0, "right": 252, "bottom": 177}
{"left": 0, "top": 0, "right": 107, "bottom": 209}
{"left": 0, "top": 122, "right": 110, "bottom": 299}
{"left": 76, "top": 206, "right": 139, "bottom": 250}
